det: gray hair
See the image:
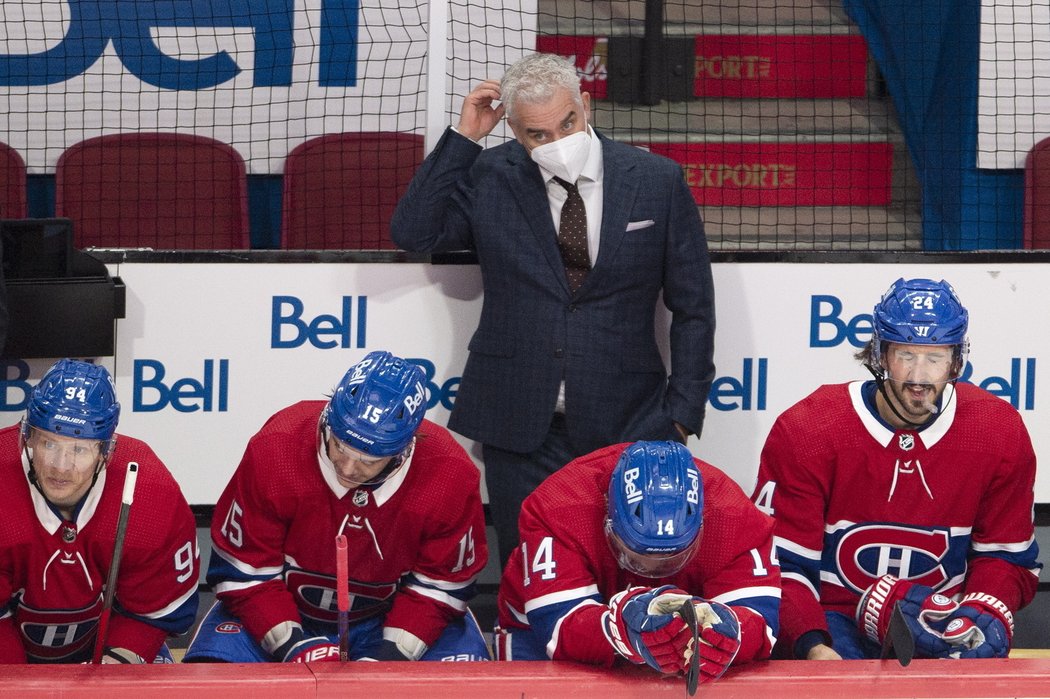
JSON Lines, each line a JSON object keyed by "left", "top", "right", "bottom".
{"left": 500, "top": 53, "right": 582, "bottom": 122}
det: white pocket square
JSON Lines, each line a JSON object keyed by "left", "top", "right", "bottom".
{"left": 625, "top": 219, "right": 655, "bottom": 231}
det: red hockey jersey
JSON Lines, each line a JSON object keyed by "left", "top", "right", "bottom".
{"left": 207, "top": 402, "right": 488, "bottom": 651}
{"left": 753, "top": 381, "right": 1041, "bottom": 651}
{"left": 498, "top": 443, "right": 780, "bottom": 666}
{"left": 0, "top": 425, "right": 199, "bottom": 663}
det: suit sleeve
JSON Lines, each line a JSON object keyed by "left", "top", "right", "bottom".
{"left": 751, "top": 415, "right": 832, "bottom": 654}
{"left": 106, "top": 456, "right": 200, "bottom": 661}
{"left": 661, "top": 163, "right": 715, "bottom": 437}
{"left": 964, "top": 410, "right": 1041, "bottom": 614}
{"left": 390, "top": 127, "right": 484, "bottom": 252}
{"left": 384, "top": 464, "right": 489, "bottom": 648}
{"left": 206, "top": 443, "right": 302, "bottom": 647}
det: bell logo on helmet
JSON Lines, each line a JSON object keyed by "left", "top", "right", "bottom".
{"left": 687, "top": 469, "right": 700, "bottom": 505}
{"left": 623, "top": 466, "right": 643, "bottom": 504}
{"left": 402, "top": 381, "right": 425, "bottom": 415}
{"left": 349, "top": 357, "right": 375, "bottom": 385}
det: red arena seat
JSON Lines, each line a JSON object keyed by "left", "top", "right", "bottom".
{"left": 0, "top": 142, "right": 27, "bottom": 219}
{"left": 281, "top": 132, "right": 423, "bottom": 250}
{"left": 1023, "top": 135, "right": 1050, "bottom": 248}
{"left": 55, "top": 133, "right": 249, "bottom": 249}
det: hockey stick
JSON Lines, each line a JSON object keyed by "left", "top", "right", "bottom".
{"left": 679, "top": 600, "right": 701, "bottom": 696}
{"left": 92, "top": 462, "right": 139, "bottom": 664}
{"left": 336, "top": 534, "right": 349, "bottom": 662}
{"left": 879, "top": 601, "right": 915, "bottom": 667}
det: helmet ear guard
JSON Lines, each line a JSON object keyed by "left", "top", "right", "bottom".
{"left": 605, "top": 441, "right": 703, "bottom": 578}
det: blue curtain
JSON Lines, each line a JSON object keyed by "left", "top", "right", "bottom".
{"left": 842, "top": 0, "right": 1023, "bottom": 249}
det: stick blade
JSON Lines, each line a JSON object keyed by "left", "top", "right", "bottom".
{"left": 679, "top": 601, "right": 701, "bottom": 696}
{"left": 880, "top": 601, "right": 915, "bottom": 667}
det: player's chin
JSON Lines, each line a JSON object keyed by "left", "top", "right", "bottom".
{"left": 336, "top": 473, "right": 365, "bottom": 488}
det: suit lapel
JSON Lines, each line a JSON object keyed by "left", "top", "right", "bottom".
{"left": 506, "top": 144, "right": 571, "bottom": 293}
{"left": 592, "top": 136, "right": 637, "bottom": 274}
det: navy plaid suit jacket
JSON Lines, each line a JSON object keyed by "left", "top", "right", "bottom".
{"left": 392, "top": 127, "right": 715, "bottom": 454}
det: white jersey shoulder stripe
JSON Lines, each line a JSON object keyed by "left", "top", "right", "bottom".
{"left": 139, "top": 582, "right": 198, "bottom": 620}
{"left": 403, "top": 582, "right": 469, "bottom": 612}
{"left": 211, "top": 545, "right": 285, "bottom": 578}
{"left": 411, "top": 571, "right": 475, "bottom": 592}
{"left": 711, "top": 586, "right": 782, "bottom": 605}
{"left": 212, "top": 579, "right": 266, "bottom": 594}
{"left": 782, "top": 571, "right": 819, "bottom": 598}
{"left": 971, "top": 535, "right": 1036, "bottom": 554}
{"left": 775, "top": 535, "right": 821, "bottom": 560}
{"left": 547, "top": 599, "right": 603, "bottom": 659}
{"left": 524, "top": 584, "right": 601, "bottom": 614}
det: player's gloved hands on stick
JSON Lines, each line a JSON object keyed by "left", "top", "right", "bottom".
{"left": 856, "top": 574, "right": 957, "bottom": 658}
{"left": 939, "top": 593, "right": 1013, "bottom": 659}
{"left": 277, "top": 634, "right": 341, "bottom": 663}
{"left": 601, "top": 585, "right": 740, "bottom": 683}
{"left": 689, "top": 598, "right": 741, "bottom": 683}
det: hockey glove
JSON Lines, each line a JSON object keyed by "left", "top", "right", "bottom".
{"left": 940, "top": 593, "right": 1013, "bottom": 659}
{"left": 601, "top": 586, "right": 741, "bottom": 682}
{"left": 278, "top": 635, "right": 341, "bottom": 663}
{"left": 602, "top": 586, "right": 695, "bottom": 673}
{"left": 856, "top": 574, "right": 957, "bottom": 658}
{"left": 688, "top": 599, "right": 741, "bottom": 684}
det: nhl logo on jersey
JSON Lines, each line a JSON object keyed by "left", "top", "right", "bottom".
{"left": 353, "top": 489, "right": 369, "bottom": 507}
{"left": 62, "top": 526, "right": 76, "bottom": 543}
{"left": 898, "top": 434, "right": 915, "bottom": 451}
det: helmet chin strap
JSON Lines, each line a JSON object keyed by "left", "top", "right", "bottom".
{"left": 864, "top": 361, "right": 946, "bottom": 430}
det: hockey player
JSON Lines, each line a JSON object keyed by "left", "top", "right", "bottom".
{"left": 184, "top": 351, "right": 490, "bottom": 663}
{"left": 752, "top": 278, "right": 1041, "bottom": 660}
{"left": 0, "top": 359, "right": 199, "bottom": 663}
{"left": 496, "top": 440, "right": 779, "bottom": 686}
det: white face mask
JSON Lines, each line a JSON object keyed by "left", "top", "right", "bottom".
{"left": 530, "top": 127, "right": 591, "bottom": 184}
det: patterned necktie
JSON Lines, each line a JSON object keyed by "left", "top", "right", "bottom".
{"left": 553, "top": 177, "right": 590, "bottom": 293}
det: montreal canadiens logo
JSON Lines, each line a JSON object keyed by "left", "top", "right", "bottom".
{"left": 18, "top": 598, "right": 102, "bottom": 662}
{"left": 835, "top": 523, "right": 952, "bottom": 593}
{"left": 285, "top": 568, "right": 396, "bottom": 625}
{"left": 216, "top": 622, "right": 242, "bottom": 634}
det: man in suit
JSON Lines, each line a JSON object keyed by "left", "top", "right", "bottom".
{"left": 391, "top": 53, "right": 715, "bottom": 567}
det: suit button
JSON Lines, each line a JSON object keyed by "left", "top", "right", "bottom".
{"left": 568, "top": 304, "right": 577, "bottom": 312}
{"left": 554, "top": 349, "right": 564, "bottom": 358}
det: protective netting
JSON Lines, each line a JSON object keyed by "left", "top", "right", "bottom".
{"left": 0, "top": 0, "right": 1045, "bottom": 251}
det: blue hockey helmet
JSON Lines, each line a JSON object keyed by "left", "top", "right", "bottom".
{"left": 605, "top": 441, "right": 703, "bottom": 578}
{"left": 21, "top": 359, "right": 120, "bottom": 457}
{"left": 870, "top": 278, "right": 970, "bottom": 378}
{"left": 323, "top": 351, "right": 427, "bottom": 458}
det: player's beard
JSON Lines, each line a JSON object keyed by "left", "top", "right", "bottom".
{"left": 886, "top": 379, "right": 944, "bottom": 424}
